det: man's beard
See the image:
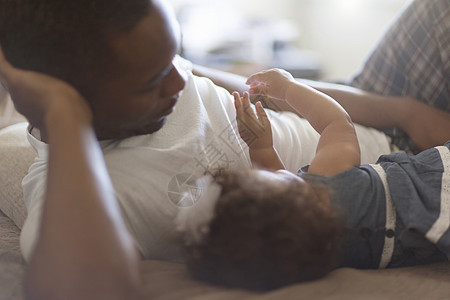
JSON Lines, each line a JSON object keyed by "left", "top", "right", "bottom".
{"left": 95, "top": 116, "right": 168, "bottom": 141}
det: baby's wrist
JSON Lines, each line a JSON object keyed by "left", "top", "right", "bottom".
{"left": 248, "top": 145, "right": 276, "bottom": 155}
{"left": 249, "top": 146, "right": 284, "bottom": 170}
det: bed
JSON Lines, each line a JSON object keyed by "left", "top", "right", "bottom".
{"left": 1, "top": 96, "right": 449, "bottom": 300}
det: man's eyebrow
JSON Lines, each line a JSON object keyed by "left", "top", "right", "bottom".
{"left": 143, "top": 39, "right": 181, "bottom": 88}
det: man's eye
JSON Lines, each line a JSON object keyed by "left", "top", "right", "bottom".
{"left": 142, "top": 84, "right": 157, "bottom": 93}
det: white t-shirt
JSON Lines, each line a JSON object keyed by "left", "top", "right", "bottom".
{"left": 20, "top": 59, "right": 392, "bottom": 262}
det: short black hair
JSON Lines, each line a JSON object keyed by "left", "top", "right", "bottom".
{"left": 0, "top": 0, "right": 152, "bottom": 98}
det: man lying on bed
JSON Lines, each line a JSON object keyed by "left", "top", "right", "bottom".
{"left": 0, "top": 0, "right": 448, "bottom": 299}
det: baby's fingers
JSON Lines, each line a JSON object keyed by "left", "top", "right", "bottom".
{"left": 248, "top": 84, "right": 269, "bottom": 96}
{"left": 234, "top": 91, "right": 253, "bottom": 120}
{"left": 246, "top": 70, "right": 269, "bottom": 86}
{"left": 246, "top": 72, "right": 269, "bottom": 94}
{"left": 233, "top": 92, "right": 245, "bottom": 120}
{"left": 255, "top": 101, "right": 269, "bottom": 127}
{"left": 241, "top": 92, "right": 258, "bottom": 121}
{"left": 233, "top": 91, "right": 242, "bottom": 111}
{"left": 241, "top": 91, "right": 252, "bottom": 109}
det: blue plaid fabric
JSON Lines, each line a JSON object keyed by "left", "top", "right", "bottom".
{"left": 348, "top": 0, "right": 450, "bottom": 153}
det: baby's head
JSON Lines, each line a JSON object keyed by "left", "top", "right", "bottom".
{"left": 176, "top": 169, "right": 344, "bottom": 290}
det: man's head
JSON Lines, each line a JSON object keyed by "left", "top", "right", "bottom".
{"left": 0, "top": 0, "right": 186, "bottom": 139}
{"left": 180, "top": 169, "right": 344, "bottom": 290}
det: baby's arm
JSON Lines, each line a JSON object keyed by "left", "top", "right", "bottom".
{"left": 233, "top": 91, "right": 285, "bottom": 170}
{"left": 247, "top": 69, "right": 360, "bottom": 176}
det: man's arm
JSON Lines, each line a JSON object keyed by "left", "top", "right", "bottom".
{"left": 193, "top": 64, "right": 249, "bottom": 95}
{"left": 298, "top": 80, "right": 450, "bottom": 150}
{"left": 192, "top": 64, "right": 404, "bottom": 126}
{"left": 0, "top": 48, "right": 142, "bottom": 300}
{"left": 193, "top": 64, "right": 450, "bottom": 150}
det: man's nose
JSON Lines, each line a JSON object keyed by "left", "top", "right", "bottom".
{"left": 162, "top": 64, "right": 186, "bottom": 98}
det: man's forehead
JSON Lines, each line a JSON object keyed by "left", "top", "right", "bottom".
{"left": 108, "top": 1, "right": 180, "bottom": 83}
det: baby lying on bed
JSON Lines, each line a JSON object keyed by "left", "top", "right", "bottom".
{"left": 177, "top": 69, "right": 450, "bottom": 290}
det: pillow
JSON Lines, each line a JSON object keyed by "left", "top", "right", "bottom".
{"left": 0, "top": 122, "right": 35, "bottom": 229}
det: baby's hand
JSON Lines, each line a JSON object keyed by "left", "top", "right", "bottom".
{"left": 246, "top": 68, "right": 295, "bottom": 100}
{"left": 233, "top": 91, "right": 273, "bottom": 150}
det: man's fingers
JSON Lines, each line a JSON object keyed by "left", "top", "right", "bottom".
{"left": 0, "top": 47, "right": 8, "bottom": 87}
{"left": 0, "top": 46, "right": 7, "bottom": 67}
{"left": 0, "top": 46, "right": 15, "bottom": 90}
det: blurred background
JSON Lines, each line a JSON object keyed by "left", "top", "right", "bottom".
{"left": 166, "top": 0, "right": 411, "bottom": 81}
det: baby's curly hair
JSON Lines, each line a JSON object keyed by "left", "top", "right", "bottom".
{"left": 183, "top": 169, "right": 344, "bottom": 290}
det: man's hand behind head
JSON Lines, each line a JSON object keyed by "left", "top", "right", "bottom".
{"left": 0, "top": 46, "right": 91, "bottom": 131}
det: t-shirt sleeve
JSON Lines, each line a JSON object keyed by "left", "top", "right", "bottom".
{"left": 19, "top": 161, "right": 48, "bottom": 262}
